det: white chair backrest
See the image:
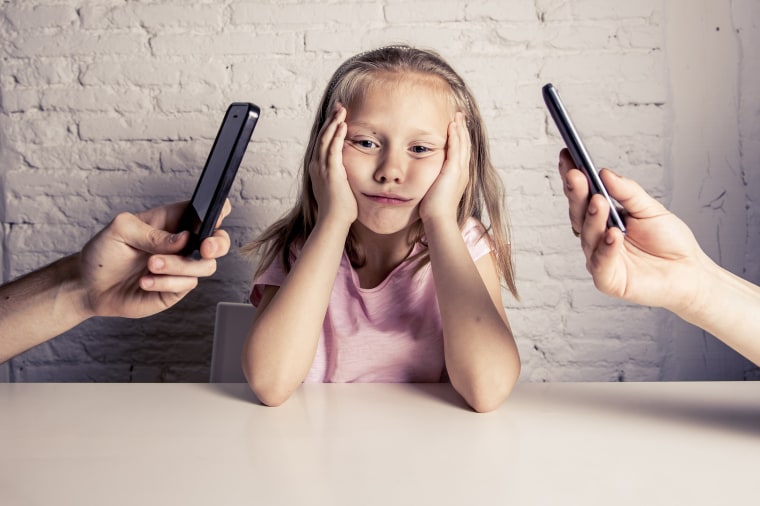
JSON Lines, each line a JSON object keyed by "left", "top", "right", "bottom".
{"left": 210, "top": 302, "right": 256, "bottom": 383}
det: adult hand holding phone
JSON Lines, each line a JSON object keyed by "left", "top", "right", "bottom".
{"left": 81, "top": 199, "right": 232, "bottom": 318}
{"left": 558, "top": 148, "right": 702, "bottom": 311}
{"left": 558, "top": 149, "right": 760, "bottom": 366}
{"left": 0, "top": 200, "right": 232, "bottom": 363}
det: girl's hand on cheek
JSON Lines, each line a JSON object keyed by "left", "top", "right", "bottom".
{"left": 419, "top": 112, "right": 471, "bottom": 224}
{"left": 308, "top": 104, "right": 358, "bottom": 228}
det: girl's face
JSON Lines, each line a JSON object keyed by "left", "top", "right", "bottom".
{"left": 342, "top": 74, "right": 455, "bottom": 235}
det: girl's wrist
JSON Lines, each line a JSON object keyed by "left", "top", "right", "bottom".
{"left": 313, "top": 213, "right": 353, "bottom": 240}
{"left": 420, "top": 215, "right": 462, "bottom": 246}
{"left": 420, "top": 212, "right": 459, "bottom": 231}
{"left": 315, "top": 203, "right": 356, "bottom": 231}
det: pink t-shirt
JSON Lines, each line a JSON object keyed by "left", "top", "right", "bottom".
{"left": 250, "top": 218, "right": 493, "bottom": 383}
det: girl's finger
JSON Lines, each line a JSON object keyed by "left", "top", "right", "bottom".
{"left": 459, "top": 113, "right": 470, "bottom": 168}
{"left": 457, "top": 116, "right": 471, "bottom": 189}
{"left": 327, "top": 121, "right": 347, "bottom": 177}
{"left": 315, "top": 105, "right": 346, "bottom": 171}
{"left": 444, "top": 116, "right": 460, "bottom": 173}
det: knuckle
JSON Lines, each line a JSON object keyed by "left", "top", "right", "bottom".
{"left": 110, "top": 211, "right": 134, "bottom": 230}
{"left": 146, "top": 227, "right": 166, "bottom": 247}
{"left": 327, "top": 142, "right": 341, "bottom": 158}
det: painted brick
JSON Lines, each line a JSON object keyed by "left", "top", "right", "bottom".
{"left": 233, "top": 2, "right": 384, "bottom": 26}
{"left": 151, "top": 32, "right": 296, "bottom": 56}
{"left": 384, "top": 2, "right": 464, "bottom": 23}
{"left": 1, "top": 59, "right": 77, "bottom": 87}
{"left": 78, "top": 114, "right": 213, "bottom": 141}
{"left": 466, "top": 0, "right": 537, "bottom": 22}
{"left": 4, "top": 5, "right": 78, "bottom": 30}
{"left": 10, "top": 33, "right": 147, "bottom": 58}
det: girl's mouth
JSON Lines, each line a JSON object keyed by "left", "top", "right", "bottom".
{"left": 363, "top": 193, "right": 412, "bottom": 205}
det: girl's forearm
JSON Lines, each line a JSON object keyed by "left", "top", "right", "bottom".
{"left": 675, "top": 257, "right": 760, "bottom": 366}
{"left": 423, "top": 219, "right": 520, "bottom": 412}
{"left": 244, "top": 219, "right": 350, "bottom": 405}
{"left": 0, "top": 254, "right": 91, "bottom": 363}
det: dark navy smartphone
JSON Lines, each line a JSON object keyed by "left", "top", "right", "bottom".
{"left": 179, "top": 102, "right": 260, "bottom": 258}
{"left": 542, "top": 83, "right": 626, "bottom": 232}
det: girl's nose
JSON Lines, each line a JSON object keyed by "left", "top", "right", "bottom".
{"left": 374, "top": 151, "right": 404, "bottom": 184}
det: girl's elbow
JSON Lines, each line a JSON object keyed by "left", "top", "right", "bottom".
{"left": 469, "top": 396, "right": 503, "bottom": 414}
{"left": 464, "top": 364, "right": 521, "bottom": 413}
{"left": 242, "top": 356, "right": 293, "bottom": 407}
{"left": 251, "top": 385, "right": 291, "bottom": 407}
{"left": 246, "top": 374, "right": 294, "bottom": 407}
{"left": 467, "top": 383, "right": 515, "bottom": 413}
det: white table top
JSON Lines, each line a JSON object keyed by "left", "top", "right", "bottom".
{"left": 1, "top": 381, "right": 758, "bottom": 505}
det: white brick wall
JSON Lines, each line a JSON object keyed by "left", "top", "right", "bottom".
{"left": 1, "top": 0, "right": 758, "bottom": 382}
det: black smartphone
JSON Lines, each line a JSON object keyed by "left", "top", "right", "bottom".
{"left": 542, "top": 83, "right": 626, "bottom": 232}
{"left": 179, "top": 102, "right": 260, "bottom": 258}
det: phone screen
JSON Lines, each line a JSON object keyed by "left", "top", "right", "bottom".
{"left": 542, "top": 83, "right": 626, "bottom": 232}
{"left": 180, "top": 102, "right": 260, "bottom": 257}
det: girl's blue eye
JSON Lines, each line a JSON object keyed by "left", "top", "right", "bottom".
{"left": 355, "top": 140, "right": 376, "bottom": 149}
{"left": 410, "top": 145, "right": 430, "bottom": 154}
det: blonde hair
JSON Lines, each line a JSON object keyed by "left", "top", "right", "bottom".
{"left": 243, "top": 45, "right": 517, "bottom": 297}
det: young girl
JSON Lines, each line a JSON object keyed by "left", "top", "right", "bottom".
{"left": 242, "top": 45, "right": 520, "bottom": 412}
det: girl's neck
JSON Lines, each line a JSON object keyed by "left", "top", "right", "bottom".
{"left": 350, "top": 222, "right": 416, "bottom": 289}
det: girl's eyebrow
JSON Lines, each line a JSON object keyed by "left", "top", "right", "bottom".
{"left": 347, "top": 122, "right": 445, "bottom": 141}
{"left": 406, "top": 129, "right": 447, "bottom": 144}
{"left": 345, "top": 121, "right": 378, "bottom": 133}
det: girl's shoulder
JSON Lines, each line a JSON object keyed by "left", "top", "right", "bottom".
{"left": 462, "top": 216, "right": 490, "bottom": 242}
{"left": 461, "top": 217, "right": 493, "bottom": 260}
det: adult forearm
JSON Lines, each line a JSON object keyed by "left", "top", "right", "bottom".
{"left": 0, "top": 254, "right": 91, "bottom": 363}
{"left": 675, "top": 259, "right": 760, "bottom": 366}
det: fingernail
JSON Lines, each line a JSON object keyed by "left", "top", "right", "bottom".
{"left": 151, "top": 257, "right": 165, "bottom": 271}
{"left": 169, "top": 231, "right": 187, "bottom": 244}
{"left": 141, "top": 277, "right": 155, "bottom": 289}
{"left": 605, "top": 232, "right": 615, "bottom": 245}
{"left": 588, "top": 203, "right": 597, "bottom": 215}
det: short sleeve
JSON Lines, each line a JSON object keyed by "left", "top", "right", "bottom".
{"left": 250, "top": 258, "right": 288, "bottom": 307}
{"left": 461, "top": 217, "right": 493, "bottom": 262}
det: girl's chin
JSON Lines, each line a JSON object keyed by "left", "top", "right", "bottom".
{"left": 354, "top": 212, "right": 420, "bottom": 236}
